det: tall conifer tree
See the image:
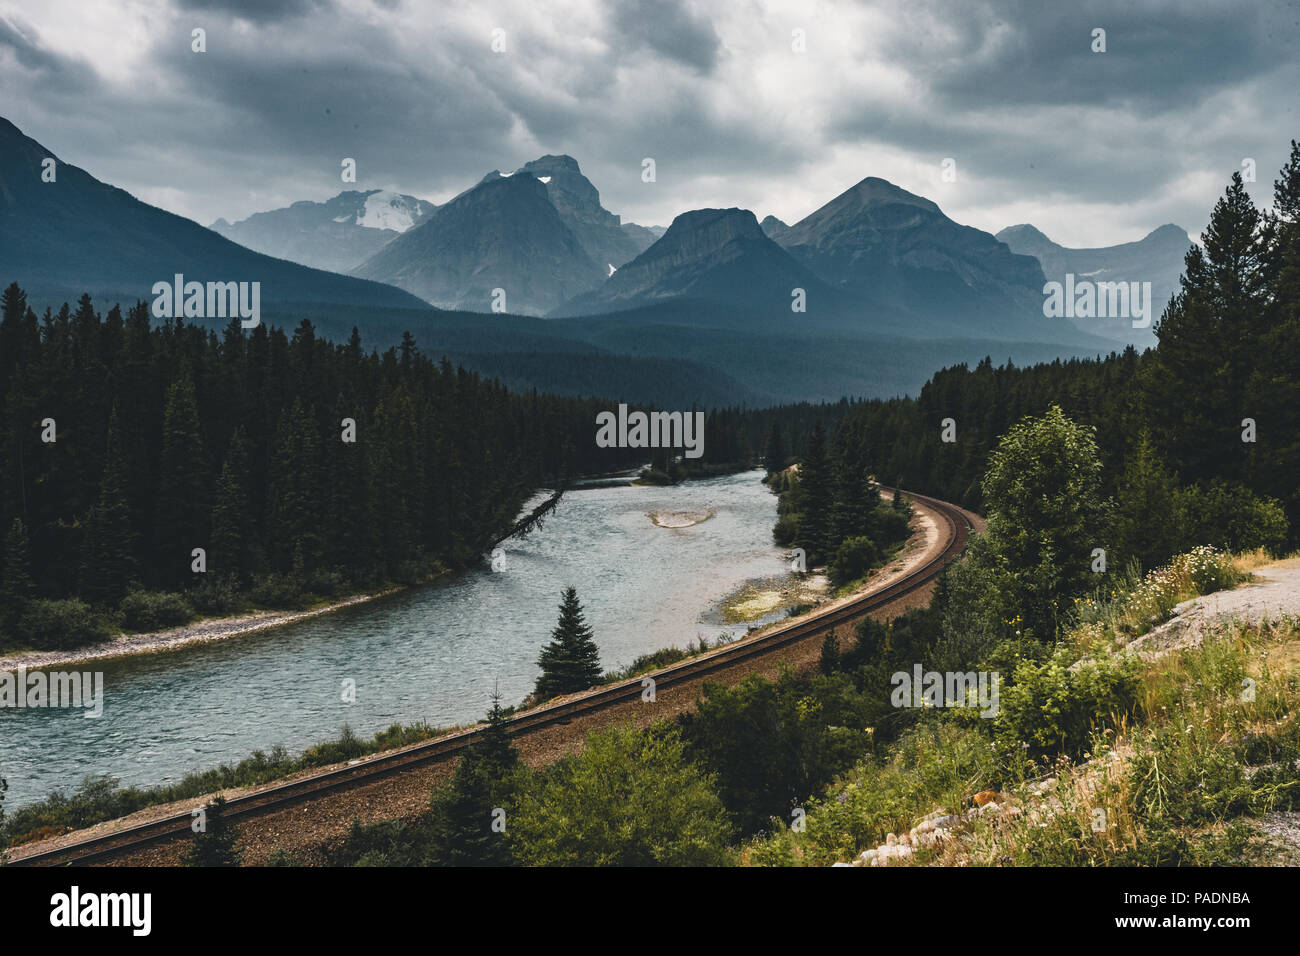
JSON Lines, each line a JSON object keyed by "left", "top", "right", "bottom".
{"left": 535, "top": 587, "right": 602, "bottom": 698}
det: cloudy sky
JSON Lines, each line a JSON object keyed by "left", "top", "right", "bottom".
{"left": 2, "top": 0, "right": 1296, "bottom": 247}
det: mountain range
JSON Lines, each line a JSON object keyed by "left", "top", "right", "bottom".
{"left": 353, "top": 171, "right": 608, "bottom": 315}
{"left": 353, "top": 156, "right": 663, "bottom": 314}
{"left": 0, "top": 117, "right": 429, "bottom": 320}
{"left": 774, "top": 177, "right": 1053, "bottom": 340}
{"left": 996, "top": 222, "right": 1193, "bottom": 345}
{"left": 209, "top": 189, "right": 434, "bottom": 274}
{"left": 2, "top": 113, "right": 1193, "bottom": 408}
{"left": 553, "top": 207, "right": 841, "bottom": 318}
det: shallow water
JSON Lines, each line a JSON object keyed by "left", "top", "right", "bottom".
{"left": 0, "top": 470, "right": 785, "bottom": 807}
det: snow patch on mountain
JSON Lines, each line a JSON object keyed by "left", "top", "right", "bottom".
{"left": 357, "top": 190, "right": 426, "bottom": 232}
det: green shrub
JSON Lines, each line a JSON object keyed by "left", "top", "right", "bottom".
{"left": 301, "top": 567, "right": 346, "bottom": 598}
{"left": 187, "top": 575, "right": 248, "bottom": 616}
{"left": 772, "top": 513, "right": 798, "bottom": 548}
{"left": 1174, "top": 480, "right": 1288, "bottom": 554}
{"left": 299, "top": 725, "right": 368, "bottom": 765}
{"left": 18, "top": 599, "right": 113, "bottom": 650}
{"left": 682, "top": 671, "right": 874, "bottom": 834}
{"left": 119, "top": 589, "right": 194, "bottom": 632}
{"left": 749, "top": 722, "right": 999, "bottom": 866}
{"left": 829, "top": 536, "right": 879, "bottom": 586}
{"left": 511, "top": 725, "right": 734, "bottom": 866}
{"left": 249, "top": 573, "right": 308, "bottom": 609}
{"left": 867, "top": 504, "right": 911, "bottom": 546}
{"left": 995, "top": 647, "right": 1142, "bottom": 759}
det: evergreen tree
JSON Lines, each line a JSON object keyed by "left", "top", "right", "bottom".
{"left": 155, "top": 376, "right": 209, "bottom": 587}
{"left": 1, "top": 517, "right": 34, "bottom": 631}
{"left": 535, "top": 587, "right": 603, "bottom": 699}
{"left": 1146, "top": 172, "right": 1267, "bottom": 483}
{"left": 183, "top": 796, "right": 241, "bottom": 867}
{"left": 267, "top": 399, "right": 321, "bottom": 572}
{"left": 831, "top": 454, "right": 876, "bottom": 544}
{"left": 80, "top": 407, "right": 137, "bottom": 605}
{"left": 762, "top": 422, "right": 786, "bottom": 474}
{"left": 0, "top": 283, "right": 30, "bottom": 407}
{"left": 1111, "top": 429, "right": 1178, "bottom": 571}
{"left": 819, "top": 631, "right": 840, "bottom": 675}
{"left": 425, "top": 693, "right": 520, "bottom": 866}
{"left": 474, "top": 692, "right": 521, "bottom": 773}
{"left": 1248, "top": 140, "right": 1300, "bottom": 530}
{"left": 978, "top": 405, "right": 1110, "bottom": 640}
{"left": 796, "top": 423, "right": 834, "bottom": 565}
{"left": 210, "top": 428, "right": 254, "bottom": 581}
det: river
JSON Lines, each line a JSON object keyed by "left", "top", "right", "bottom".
{"left": 0, "top": 469, "right": 788, "bottom": 808}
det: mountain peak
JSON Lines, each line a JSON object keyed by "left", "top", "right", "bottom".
{"left": 552, "top": 206, "right": 827, "bottom": 318}
{"left": 354, "top": 164, "right": 602, "bottom": 315}
{"left": 512, "top": 154, "right": 643, "bottom": 268}
{"left": 843, "top": 176, "right": 941, "bottom": 213}
{"left": 1147, "top": 223, "right": 1191, "bottom": 243}
{"left": 997, "top": 223, "right": 1052, "bottom": 242}
{"left": 665, "top": 207, "right": 766, "bottom": 240}
{"left": 517, "top": 154, "right": 582, "bottom": 175}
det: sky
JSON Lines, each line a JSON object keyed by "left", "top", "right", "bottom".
{"left": 2, "top": 0, "right": 1297, "bottom": 248}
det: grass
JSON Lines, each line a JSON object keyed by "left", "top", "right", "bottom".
{"left": 601, "top": 633, "right": 739, "bottom": 684}
{"left": 747, "top": 613, "right": 1300, "bottom": 867}
{"left": 744, "top": 548, "right": 1300, "bottom": 867}
{"left": 1068, "top": 545, "right": 1245, "bottom": 655}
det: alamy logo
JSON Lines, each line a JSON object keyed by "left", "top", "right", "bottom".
{"left": 50, "top": 886, "right": 151, "bottom": 936}
{"left": 151, "top": 274, "right": 260, "bottom": 328}
{"left": 1, "top": 667, "right": 104, "bottom": 717}
{"left": 890, "top": 665, "right": 999, "bottom": 717}
{"left": 595, "top": 403, "right": 705, "bottom": 459}
{"left": 1042, "top": 273, "right": 1152, "bottom": 328}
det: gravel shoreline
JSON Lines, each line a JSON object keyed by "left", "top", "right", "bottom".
{"left": 0, "top": 588, "right": 401, "bottom": 672}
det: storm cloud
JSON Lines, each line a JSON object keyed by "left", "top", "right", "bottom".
{"left": 1, "top": 0, "right": 1295, "bottom": 247}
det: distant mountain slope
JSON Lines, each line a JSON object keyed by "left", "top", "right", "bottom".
{"left": 353, "top": 172, "right": 606, "bottom": 314}
{"left": 621, "top": 221, "right": 665, "bottom": 254}
{"left": 996, "top": 222, "right": 1192, "bottom": 345}
{"left": 209, "top": 189, "right": 433, "bottom": 273}
{"left": 0, "top": 117, "right": 430, "bottom": 317}
{"left": 553, "top": 207, "right": 839, "bottom": 318}
{"left": 760, "top": 215, "right": 790, "bottom": 240}
{"left": 775, "top": 176, "right": 1079, "bottom": 343}
{"left": 515, "top": 155, "right": 644, "bottom": 270}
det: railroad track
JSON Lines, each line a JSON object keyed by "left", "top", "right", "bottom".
{"left": 8, "top": 489, "right": 974, "bottom": 867}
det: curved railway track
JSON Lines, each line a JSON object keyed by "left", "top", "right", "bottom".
{"left": 8, "top": 488, "right": 974, "bottom": 867}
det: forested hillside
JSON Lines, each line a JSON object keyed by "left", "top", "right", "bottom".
{"left": 712, "top": 145, "right": 1300, "bottom": 572}
{"left": 0, "top": 292, "right": 643, "bottom": 649}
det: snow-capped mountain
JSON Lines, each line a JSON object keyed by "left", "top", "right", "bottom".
{"left": 210, "top": 189, "right": 434, "bottom": 274}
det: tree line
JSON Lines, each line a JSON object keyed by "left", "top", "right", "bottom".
{"left": 0, "top": 294, "right": 644, "bottom": 648}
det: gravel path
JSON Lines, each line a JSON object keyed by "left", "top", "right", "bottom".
{"left": 1125, "top": 558, "right": 1300, "bottom": 658}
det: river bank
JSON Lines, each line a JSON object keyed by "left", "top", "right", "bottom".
{"left": 0, "top": 469, "right": 791, "bottom": 808}
{"left": 4, "top": 490, "right": 952, "bottom": 856}
{"left": 0, "top": 588, "right": 401, "bottom": 672}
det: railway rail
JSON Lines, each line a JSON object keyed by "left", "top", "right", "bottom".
{"left": 8, "top": 488, "right": 974, "bottom": 867}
